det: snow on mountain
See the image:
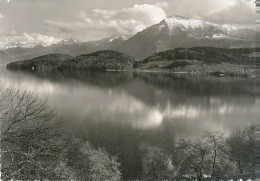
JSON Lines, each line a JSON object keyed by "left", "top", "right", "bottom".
{"left": 116, "top": 15, "right": 253, "bottom": 59}
{"left": 161, "top": 16, "right": 214, "bottom": 31}
{"left": 1, "top": 16, "right": 254, "bottom": 61}
{"left": 56, "top": 38, "right": 82, "bottom": 46}
{"left": 0, "top": 34, "right": 127, "bottom": 50}
{"left": 158, "top": 16, "right": 246, "bottom": 38}
{"left": 212, "top": 33, "right": 231, "bottom": 39}
{"left": 94, "top": 34, "right": 129, "bottom": 45}
{"left": 108, "top": 35, "right": 128, "bottom": 42}
{"left": 0, "top": 33, "right": 60, "bottom": 50}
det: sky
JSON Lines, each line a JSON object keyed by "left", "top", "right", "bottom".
{"left": 0, "top": 0, "right": 256, "bottom": 45}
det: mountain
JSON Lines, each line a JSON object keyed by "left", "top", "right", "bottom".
{"left": 0, "top": 33, "right": 60, "bottom": 50}
{"left": 7, "top": 50, "right": 137, "bottom": 71}
{"left": 98, "top": 35, "right": 128, "bottom": 44}
{"left": 0, "top": 34, "right": 128, "bottom": 64}
{"left": 117, "top": 16, "right": 254, "bottom": 59}
{"left": 0, "top": 40, "right": 46, "bottom": 50}
{"left": 82, "top": 34, "right": 129, "bottom": 52}
{"left": 0, "top": 16, "right": 254, "bottom": 63}
{"left": 55, "top": 38, "right": 82, "bottom": 46}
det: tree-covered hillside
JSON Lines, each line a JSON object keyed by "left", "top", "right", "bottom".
{"left": 60, "top": 50, "right": 137, "bottom": 71}
{"left": 142, "top": 47, "right": 253, "bottom": 65}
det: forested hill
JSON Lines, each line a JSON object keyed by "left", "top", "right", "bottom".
{"left": 60, "top": 50, "right": 137, "bottom": 71}
{"left": 6, "top": 54, "right": 73, "bottom": 71}
{"left": 134, "top": 47, "right": 254, "bottom": 76}
{"left": 6, "top": 50, "right": 137, "bottom": 71}
{"left": 142, "top": 47, "right": 253, "bottom": 65}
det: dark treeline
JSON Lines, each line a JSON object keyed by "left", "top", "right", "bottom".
{"left": 0, "top": 83, "right": 255, "bottom": 180}
{"left": 141, "top": 47, "right": 254, "bottom": 65}
{"left": 6, "top": 47, "right": 255, "bottom": 73}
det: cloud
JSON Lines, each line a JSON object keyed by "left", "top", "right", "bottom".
{"left": 0, "top": 13, "right": 4, "bottom": 34}
{"left": 160, "top": 0, "right": 254, "bottom": 25}
{"left": 0, "top": 32, "right": 61, "bottom": 48}
{"left": 154, "top": 1, "right": 169, "bottom": 9}
{"left": 0, "top": 0, "right": 254, "bottom": 43}
{"left": 44, "top": 4, "right": 167, "bottom": 40}
{"left": 205, "top": 0, "right": 255, "bottom": 25}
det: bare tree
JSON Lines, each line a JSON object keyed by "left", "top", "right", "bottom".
{"left": 0, "top": 83, "right": 65, "bottom": 180}
{"left": 174, "top": 128, "right": 255, "bottom": 180}
{"left": 0, "top": 83, "right": 122, "bottom": 180}
{"left": 142, "top": 146, "right": 174, "bottom": 180}
{"left": 203, "top": 131, "right": 225, "bottom": 179}
{"left": 226, "top": 125, "right": 255, "bottom": 180}
{"left": 176, "top": 138, "right": 212, "bottom": 181}
{"left": 64, "top": 137, "right": 121, "bottom": 180}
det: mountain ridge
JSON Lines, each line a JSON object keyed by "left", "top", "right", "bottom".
{"left": 116, "top": 16, "right": 254, "bottom": 59}
{"left": 0, "top": 16, "right": 254, "bottom": 62}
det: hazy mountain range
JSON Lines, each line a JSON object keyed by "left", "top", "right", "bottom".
{"left": 0, "top": 16, "right": 254, "bottom": 64}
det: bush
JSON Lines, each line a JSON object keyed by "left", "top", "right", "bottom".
{"left": 142, "top": 146, "right": 174, "bottom": 180}
{"left": 0, "top": 83, "right": 122, "bottom": 180}
{"left": 65, "top": 138, "right": 121, "bottom": 180}
{"left": 0, "top": 83, "right": 65, "bottom": 180}
{"left": 165, "top": 61, "right": 192, "bottom": 69}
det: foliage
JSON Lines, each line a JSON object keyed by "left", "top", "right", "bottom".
{"left": 142, "top": 47, "right": 253, "bottom": 65}
{"left": 0, "top": 83, "right": 65, "bottom": 180}
{"left": 141, "top": 127, "right": 255, "bottom": 181}
{"left": 6, "top": 54, "right": 72, "bottom": 71}
{"left": 142, "top": 146, "right": 174, "bottom": 180}
{"left": 61, "top": 50, "right": 136, "bottom": 71}
{"left": 65, "top": 137, "right": 121, "bottom": 180}
{"left": 225, "top": 125, "right": 255, "bottom": 179}
{"left": 165, "top": 61, "right": 192, "bottom": 69}
{"left": 0, "top": 83, "right": 122, "bottom": 180}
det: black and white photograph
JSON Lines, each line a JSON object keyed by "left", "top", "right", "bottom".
{"left": 0, "top": 0, "right": 259, "bottom": 180}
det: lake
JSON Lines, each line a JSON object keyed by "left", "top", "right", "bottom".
{"left": 0, "top": 65, "right": 258, "bottom": 179}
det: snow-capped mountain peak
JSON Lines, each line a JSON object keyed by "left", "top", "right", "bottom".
{"left": 0, "top": 33, "right": 60, "bottom": 50}
{"left": 57, "top": 38, "right": 82, "bottom": 45}
{"left": 158, "top": 15, "right": 241, "bottom": 38}
{"left": 161, "top": 16, "right": 211, "bottom": 30}
{"left": 108, "top": 35, "right": 128, "bottom": 42}
{"left": 95, "top": 34, "right": 128, "bottom": 45}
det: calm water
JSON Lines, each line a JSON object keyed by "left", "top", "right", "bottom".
{"left": 0, "top": 65, "right": 259, "bottom": 178}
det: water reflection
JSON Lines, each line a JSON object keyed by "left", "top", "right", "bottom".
{"left": 0, "top": 66, "right": 258, "bottom": 178}
{"left": 0, "top": 67, "right": 257, "bottom": 132}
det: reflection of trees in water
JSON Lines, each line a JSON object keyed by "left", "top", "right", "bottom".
{"left": 125, "top": 73, "right": 255, "bottom": 110}
{"left": 133, "top": 73, "right": 254, "bottom": 95}
{"left": 27, "top": 70, "right": 255, "bottom": 110}
{"left": 21, "top": 69, "right": 255, "bottom": 95}
{"left": 30, "top": 70, "right": 135, "bottom": 88}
